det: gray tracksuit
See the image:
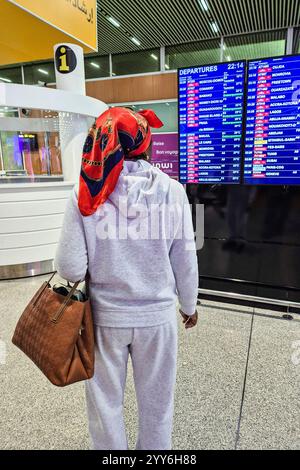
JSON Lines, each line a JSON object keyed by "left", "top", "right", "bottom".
{"left": 55, "top": 159, "right": 198, "bottom": 449}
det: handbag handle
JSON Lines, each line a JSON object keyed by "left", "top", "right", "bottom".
{"left": 51, "top": 279, "right": 81, "bottom": 324}
{"left": 32, "top": 270, "right": 57, "bottom": 307}
{"left": 32, "top": 271, "right": 84, "bottom": 324}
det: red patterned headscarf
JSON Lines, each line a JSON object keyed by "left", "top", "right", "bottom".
{"left": 78, "top": 107, "right": 163, "bottom": 216}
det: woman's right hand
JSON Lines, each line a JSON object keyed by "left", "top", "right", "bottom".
{"left": 179, "top": 309, "right": 198, "bottom": 329}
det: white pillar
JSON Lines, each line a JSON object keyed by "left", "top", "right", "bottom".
{"left": 54, "top": 43, "right": 89, "bottom": 182}
{"left": 54, "top": 43, "right": 86, "bottom": 95}
{"left": 286, "top": 27, "right": 294, "bottom": 55}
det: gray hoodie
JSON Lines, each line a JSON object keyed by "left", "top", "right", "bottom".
{"left": 54, "top": 160, "right": 198, "bottom": 327}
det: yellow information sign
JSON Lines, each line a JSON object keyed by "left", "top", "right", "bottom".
{"left": 8, "top": 0, "right": 97, "bottom": 51}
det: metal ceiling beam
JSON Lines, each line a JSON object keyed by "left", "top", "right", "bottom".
{"left": 96, "top": 0, "right": 300, "bottom": 55}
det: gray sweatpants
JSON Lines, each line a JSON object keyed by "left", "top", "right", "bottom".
{"left": 85, "top": 315, "right": 178, "bottom": 450}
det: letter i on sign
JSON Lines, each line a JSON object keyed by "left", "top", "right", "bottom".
{"left": 59, "top": 47, "right": 69, "bottom": 72}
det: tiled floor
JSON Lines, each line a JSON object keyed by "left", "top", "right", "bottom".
{"left": 236, "top": 309, "right": 300, "bottom": 450}
{"left": 0, "top": 275, "right": 300, "bottom": 450}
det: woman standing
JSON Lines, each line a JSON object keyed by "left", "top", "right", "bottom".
{"left": 55, "top": 107, "right": 198, "bottom": 450}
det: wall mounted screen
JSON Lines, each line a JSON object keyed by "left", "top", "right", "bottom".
{"left": 178, "top": 61, "right": 246, "bottom": 184}
{"left": 244, "top": 55, "right": 300, "bottom": 185}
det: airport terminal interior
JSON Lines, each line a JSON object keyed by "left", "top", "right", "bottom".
{"left": 1, "top": 0, "right": 300, "bottom": 451}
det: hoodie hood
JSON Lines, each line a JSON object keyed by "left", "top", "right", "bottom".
{"left": 108, "top": 160, "right": 171, "bottom": 219}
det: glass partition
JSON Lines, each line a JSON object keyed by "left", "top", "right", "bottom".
{"left": 1, "top": 131, "right": 25, "bottom": 173}
{"left": 23, "top": 62, "right": 56, "bottom": 85}
{"left": 0, "top": 107, "right": 63, "bottom": 179}
{"left": 84, "top": 55, "right": 110, "bottom": 79}
{"left": 165, "top": 39, "right": 221, "bottom": 70}
{"left": 0, "top": 66, "right": 22, "bottom": 84}
{"left": 48, "top": 132, "right": 62, "bottom": 175}
{"left": 223, "top": 30, "right": 286, "bottom": 61}
{"left": 293, "top": 28, "right": 300, "bottom": 53}
{"left": 112, "top": 49, "right": 160, "bottom": 76}
{"left": 0, "top": 28, "right": 293, "bottom": 82}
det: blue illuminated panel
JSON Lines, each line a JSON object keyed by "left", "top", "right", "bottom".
{"left": 244, "top": 55, "right": 300, "bottom": 185}
{"left": 178, "top": 61, "right": 245, "bottom": 184}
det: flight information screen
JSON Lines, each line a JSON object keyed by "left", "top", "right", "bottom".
{"left": 244, "top": 55, "right": 300, "bottom": 185}
{"left": 178, "top": 61, "right": 245, "bottom": 184}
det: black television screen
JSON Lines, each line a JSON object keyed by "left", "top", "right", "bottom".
{"left": 244, "top": 54, "right": 300, "bottom": 185}
{"left": 178, "top": 61, "right": 246, "bottom": 184}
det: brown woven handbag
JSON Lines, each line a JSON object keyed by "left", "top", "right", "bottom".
{"left": 12, "top": 272, "right": 94, "bottom": 387}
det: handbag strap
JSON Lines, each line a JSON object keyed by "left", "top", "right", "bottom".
{"left": 32, "top": 270, "right": 85, "bottom": 324}
{"left": 32, "top": 271, "right": 57, "bottom": 307}
{"left": 51, "top": 279, "right": 81, "bottom": 324}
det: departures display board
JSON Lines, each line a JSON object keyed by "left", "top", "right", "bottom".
{"left": 178, "top": 61, "right": 246, "bottom": 184}
{"left": 244, "top": 55, "right": 300, "bottom": 185}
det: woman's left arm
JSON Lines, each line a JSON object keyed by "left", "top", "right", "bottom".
{"left": 54, "top": 189, "right": 88, "bottom": 282}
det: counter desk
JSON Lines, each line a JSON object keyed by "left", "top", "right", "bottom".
{"left": 0, "top": 83, "right": 107, "bottom": 279}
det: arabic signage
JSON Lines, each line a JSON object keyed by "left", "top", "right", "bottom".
{"left": 151, "top": 133, "right": 179, "bottom": 180}
{"left": 8, "top": 0, "right": 97, "bottom": 51}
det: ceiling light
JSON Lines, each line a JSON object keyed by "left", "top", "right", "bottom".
{"left": 150, "top": 53, "right": 158, "bottom": 60}
{"left": 130, "top": 37, "right": 141, "bottom": 46}
{"left": 91, "top": 62, "right": 100, "bottom": 68}
{"left": 0, "top": 77, "right": 12, "bottom": 83}
{"left": 165, "top": 64, "right": 170, "bottom": 70}
{"left": 38, "top": 68, "right": 49, "bottom": 75}
{"left": 210, "top": 22, "right": 219, "bottom": 33}
{"left": 107, "top": 16, "right": 120, "bottom": 28}
{"left": 198, "top": 0, "right": 209, "bottom": 11}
